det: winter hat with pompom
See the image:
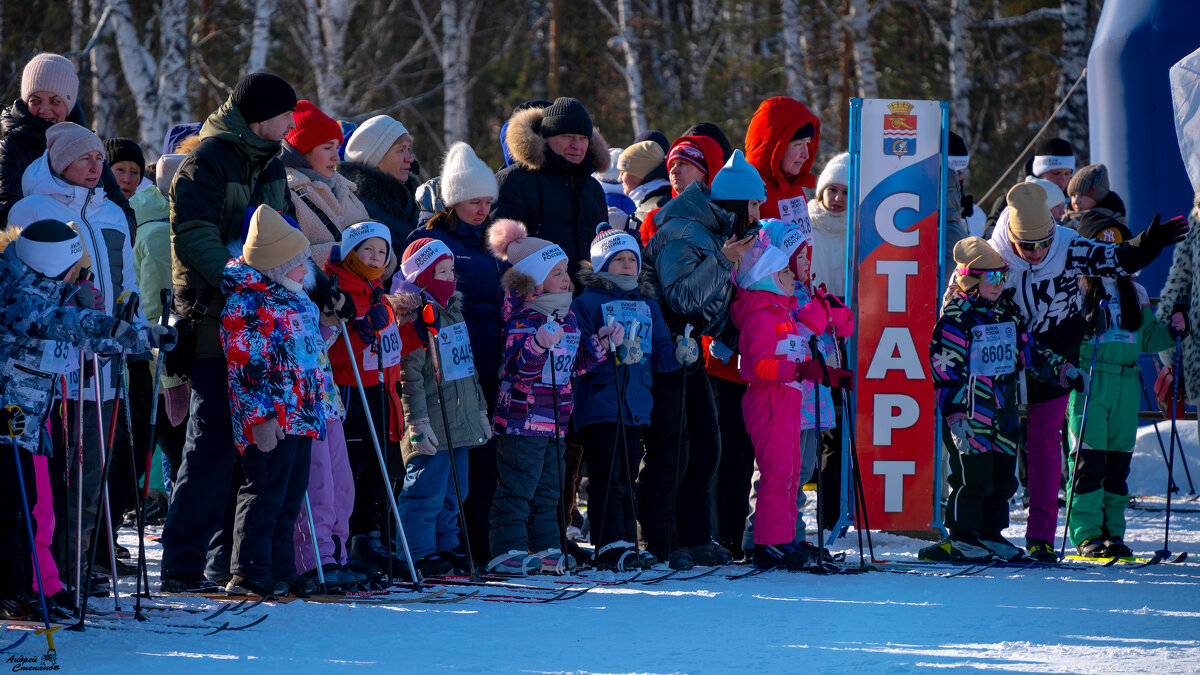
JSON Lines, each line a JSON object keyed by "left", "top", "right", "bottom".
{"left": 15, "top": 219, "right": 84, "bottom": 279}
{"left": 590, "top": 225, "right": 641, "bottom": 272}
{"left": 487, "top": 219, "right": 566, "bottom": 286}
{"left": 735, "top": 230, "right": 790, "bottom": 295}
{"left": 440, "top": 142, "right": 498, "bottom": 207}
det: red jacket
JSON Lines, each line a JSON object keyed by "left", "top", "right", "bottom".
{"left": 639, "top": 135, "right": 728, "bottom": 246}
{"left": 325, "top": 258, "right": 420, "bottom": 388}
{"left": 744, "top": 97, "right": 821, "bottom": 220}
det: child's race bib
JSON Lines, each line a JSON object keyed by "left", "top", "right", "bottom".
{"left": 289, "top": 310, "right": 322, "bottom": 371}
{"left": 601, "top": 300, "right": 652, "bottom": 364}
{"left": 777, "top": 194, "right": 813, "bottom": 242}
{"left": 437, "top": 321, "right": 476, "bottom": 381}
{"left": 775, "top": 334, "right": 810, "bottom": 391}
{"left": 541, "top": 332, "right": 580, "bottom": 385}
{"left": 362, "top": 322, "right": 402, "bottom": 371}
{"left": 39, "top": 341, "right": 76, "bottom": 375}
{"left": 1099, "top": 329, "right": 1136, "bottom": 345}
{"left": 969, "top": 322, "right": 1017, "bottom": 377}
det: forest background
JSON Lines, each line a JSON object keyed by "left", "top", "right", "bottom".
{"left": 0, "top": 0, "right": 1100, "bottom": 196}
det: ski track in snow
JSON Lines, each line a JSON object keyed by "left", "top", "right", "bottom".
{"left": 10, "top": 424, "right": 1200, "bottom": 673}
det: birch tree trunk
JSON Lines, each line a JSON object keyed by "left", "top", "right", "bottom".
{"left": 89, "top": 1, "right": 119, "bottom": 137}
{"left": 947, "top": 0, "right": 970, "bottom": 140}
{"left": 781, "top": 0, "right": 804, "bottom": 101}
{"left": 592, "top": 0, "right": 647, "bottom": 135}
{"left": 847, "top": 0, "right": 879, "bottom": 99}
{"left": 1057, "top": 0, "right": 1089, "bottom": 152}
{"left": 299, "top": 0, "right": 359, "bottom": 118}
{"left": 441, "top": 0, "right": 482, "bottom": 146}
{"left": 245, "top": 0, "right": 277, "bottom": 74}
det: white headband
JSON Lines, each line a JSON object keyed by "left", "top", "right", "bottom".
{"left": 515, "top": 244, "right": 568, "bottom": 285}
{"left": 948, "top": 154, "right": 970, "bottom": 172}
{"left": 15, "top": 235, "right": 83, "bottom": 278}
{"left": 401, "top": 239, "right": 453, "bottom": 282}
{"left": 341, "top": 221, "right": 392, "bottom": 262}
{"left": 1032, "top": 154, "right": 1075, "bottom": 177}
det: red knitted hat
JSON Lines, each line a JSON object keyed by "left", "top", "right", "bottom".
{"left": 286, "top": 100, "right": 343, "bottom": 155}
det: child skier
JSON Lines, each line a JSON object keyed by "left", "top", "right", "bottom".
{"left": 0, "top": 220, "right": 169, "bottom": 619}
{"left": 486, "top": 219, "right": 624, "bottom": 575}
{"left": 572, "top": 226, "right": 698, "bottom": 571}
{"left": 730, "top": 231, "right": 852, "bottom": 570}
{"left": 923, "top": 237, "right": 1086, "bottom": 562}
{"left": 222, "top": 206, "right": 337, "bottom": 598}
{"left": 393, "top": 237, "right": 491, "bottom": 576}
{"left": 1068, "top": 212, "right": 1186, "bottom": 558}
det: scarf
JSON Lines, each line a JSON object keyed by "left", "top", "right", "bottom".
{"left": 524, "top": 292, "right": 573, "bottom": 319}
{"left": 597, "top": 271, "right": 639, "bottom": 291}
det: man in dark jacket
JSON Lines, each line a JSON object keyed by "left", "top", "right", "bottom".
{"left": 159, "top": 73, "right": 309, "bottom": 593}
{"left": 492, "top": 97, "right": 610, "bottom": 272}
{"left": 0, "top": 52, "right": 134, "bottom": 229}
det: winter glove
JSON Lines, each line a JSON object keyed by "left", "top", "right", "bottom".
{"left": 826, "top": 367, "right": 855, "bottom": 391}
{"left": 596, "top": 322, "right": 626, "bottom": 351}
{"left": 796, "top": 297, "right": 831, "bottom": 334}
{"left": 0, "top": 406, "right": 25, "bottom": 437}
{"left": 947, "top": 413, "right": 974, "bottom": 454}
{"left": 318, "top": 276, "right": 357, "bottom": 322}
{"left": 1063, "top": 365, "right": 1091, "bottom": 396}
{"left": 1170, "top": 310, "right": 1190, "bottom": 339}
{"left": 962, "top": 194, "right": 975, "bottom": 219}
{"left": 708, "top": 339, "right": 734, "bottom": 364}
{"left": 479, "top": 411, "right": 494, "bottom": 442}
{"left": 73, "top": 280, "right": 100, "bottom": 310}
{"left": 795, "top": 359, "right": 827, "bottom": 384}
{"left": 415, "top": 301, "right": 440, "bottom": 338}
{"left": 146, "top": 324, "right": 178, "bottom": 351}
{"left": 164, "top": 382, "right": 191, "bottom": 427}
{"left": 251, "top": 418, "right": 284, "bottom": 453}
{"left": 674, "top": 335, "right": 699, "bottom": 365}
{"left": 109, "top": 319, "right": 141, "bottom": 352}
{"left": 532, "top": 321, "right": 564, "bottom": 352}
{"left": 616, "top": 337, "right": 643, "bottom": 365}
{"left": 354, "top": 289, "right": 392, "bottom": 345}
{"left": 1088, "top": 303, "right": 1110, "bottom": 336}
{"left": 1120, "top": 214, "right": 1189, "bottom": 273}
{"left": 410, "top": 418, "right": 439, "bottom": 455}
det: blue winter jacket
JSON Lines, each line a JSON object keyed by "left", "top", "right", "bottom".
{"left": 571, "top": 263, "right": 681, "bottom": 428}
{"left": 405, "top": 212, "right": 507, "bottom": 384}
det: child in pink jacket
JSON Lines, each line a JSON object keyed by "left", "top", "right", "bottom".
{"left": 731, "top": 232, "right": 852, "bottom": 571}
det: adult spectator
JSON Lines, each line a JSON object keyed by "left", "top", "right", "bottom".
{"left": 338, "top": 115, "right": 420, "bottom": 246}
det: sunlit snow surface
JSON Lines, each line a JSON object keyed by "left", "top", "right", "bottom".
{"left": 14, "top": 423, "right": 1200, "bottom": 673}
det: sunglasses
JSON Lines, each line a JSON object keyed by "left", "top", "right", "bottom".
{"left": 957, "top": 267, "right": 1009, "bottom": 285}
{"left": 1014, "top": 236, "right": 1053, "bottom": 251}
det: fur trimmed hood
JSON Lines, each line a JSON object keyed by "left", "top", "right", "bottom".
{"left": 0, "top": 225, "right": 20, "bottom": 254}
{"left": 576, "top": 260, "right": 656, "bottom": 297}
{"left": 501, "top": 267, "right": 538, "bottom": 297}
{"left": 503, "top": 106, "right": 611, "bottom": 174}
{"left": 337, "top": 161, "right": 419, "bottom": 222}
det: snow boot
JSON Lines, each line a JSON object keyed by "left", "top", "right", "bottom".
{"left": 949, "top": 531, "right": 994, "bottom": 561}
{"left": 437, "top": 549, "right": 471, "bottom": 574}
{"left": 414, "top": 554, "right": 452, "bottom": 577}
{"left": 978, "top": 531, "right": 1024, "bottom": 561}
{"left": 160, "top": 573, "right": 221, "bottom": 594}
{"left": 225, "top": 575, "right": 289, "bottom": 599}
{"left": 278, "top": 573, "right": 319, "bottom": 597}
{"left": 96, "top": 557, "right": 139, "bottom": 577}
{"left": 305, "top": 564, "right": 360, "bottom": 592}
{"left": 349, "top": 533, "right": 410, "bottom": 579}
{"left": 918, "top": 538, "right": 955, "bottom": 562}
{"left": 680, "top": 540, "right": 733, "bottom": 566}
{"left": 1103, "top": 538, "right": 1133, "bottom": 559}
{"left": 40, "top": 595, "right": 72, "bottom": 621}
{"left": 1075, "top": 536, "right": 1107, "bottom": 558}
{"left": 634, "top": 549, "right": 659, "bottom": 570}
{"left": 753, "top": 543, "right": 814, "bottom": 571}
{"left": 592, "top": 541, "right": 640, "bottom": 572}
{"left": 0, "top": 593, "right": 43, "bottom": 621}
{"left": 486, "top": 550, "right": 540, "bottom": 576}
{"left": 344, "top": 560, "right": 384, "bottom": 589}
{"left": 532, "top": 548, "right": 577, "bottom": 575}
{"left": 1025, "top": 538, "right": 1057, "bottom": 563}
{"left": 797, "top": 541, "right": 835, "bottom": 563}
{"left": 666, "top": 548, "right": 694, "bottom": 571}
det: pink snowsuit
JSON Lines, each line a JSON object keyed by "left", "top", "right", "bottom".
{"left": 733, "top": 288, "right": 818, "bottom": 547}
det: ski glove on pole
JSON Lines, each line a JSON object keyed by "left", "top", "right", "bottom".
{"left": 1063, "top": 365, "right": 1091, "bottom": 395}
{"left": 596, "top": 322, "right": 626, "bottom": 352}
{"left": 532, "top": 321, "right": 564, "bottom": 352}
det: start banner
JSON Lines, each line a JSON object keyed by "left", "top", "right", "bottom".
{"left": 846, "top": 98, "right": 949, "bottom": 532}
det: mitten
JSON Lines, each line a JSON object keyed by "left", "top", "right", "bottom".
{"left": 251, "top": 418, "right": 284, "bottom": 452}
{"left": 410, "top": 418, "right": 439, "bottom": 455}
{"left": 674, "top": 335, "right": 699, "bottom": 365}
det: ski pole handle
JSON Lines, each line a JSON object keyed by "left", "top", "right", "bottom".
{"left": 683, "top": 324, "right": 693, "bottom": 343}
{"left": 120, "top": 292, "right": 140, "bottom": 323}
{"left": 158, "top": 288, "right": 172, "bottom": 327}
{"left": 605, "top": 313, "right": 618, "bottom": 354}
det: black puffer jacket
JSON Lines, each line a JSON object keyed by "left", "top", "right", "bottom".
{"left": 337, "top": 161, "right": 421, "bottom": 246}
{"left": 0, "top": 100, "right": 134, "bottom": 229}
{"left": 491, "top": 106, "right": 610, "bottom": 269}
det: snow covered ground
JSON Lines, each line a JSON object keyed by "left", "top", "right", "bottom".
{"left": 11, "top": 422, "right": 1200, "bottom": 673}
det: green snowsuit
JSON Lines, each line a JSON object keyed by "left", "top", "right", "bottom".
{"left": 1066, "top": 279, "right": 1174, "bottom": 545}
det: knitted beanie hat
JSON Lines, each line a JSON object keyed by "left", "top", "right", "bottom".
{"left": 947, "top": 132, "right": 970, "bottom": 172}
{"left": 103, "top": 137, "right": 145, "bottom": 177}
{"left": 953, "top": 237, "right": 1005, "bottom": 291}
{"left": 341, "top": 220, "right": 392, "bottom": 263}
{"left": 1006, "top": 183, "right": 1054, "bottom": 242}
{"left": 487, "top": 219, "right": 567, "bottom": 286}
{"left": 285, "top": 100, "right": 343, "bottom": 155}
{"left": 667, "top": 139, "right": 708, "bottom": 177}
{"left": 539, "top": 97, "right": 593, "bottom": 138}
{"left": 618, "top": 141, "right": 666, "bottom": 182}
{"left": 440, "top": 142, "right": 498, "bottom": 207}
{"left": 735, "top": 231, "right": 789, "bottom": 292}
{"left": 816, "top": 152, "right": 849, "bottom": 200}
{"left": 1029, "top": 137, "right": 1075, "bottom": 178}
{"left": 21, "top": 53, "right": 79, "bottom": 110}
{"left": 1076, "top": 210, "right": 1132, "bottom": 244}
{"left": 155, "top": 154, "right": 186, "bottom": 194}
{"left": 791, "top": 122, "right": 816, "bottom": 142}
{"left": 231, "top": 72, "right": 297, "bottom": 124}
{"left": 1066, "top": 163, "right": 1110, "bottom": 202}
{"left": 681, "top": 122, "right": 733, "bottom": 162}
{"left": 590, "top": 225, "right": 641, "bottom": 273}
{"left": 15, "top": 219, "right": 84, "bottom": 279}
{"left": 1024, "top": 176, "right": 1066, "bottom": 209}
{"left": 244, "top": 205, "right": 310, "bottom": 275}
{"left": 344, "top": 115, "right": 410, "bottom": 168}
{"left": 46, "top": 122, "right": 104, "bottom": 175}
{"left": 401, "top": 238, "right": 454, "bottom": 285}
{"left": 710, "top": 150, "right": 767, "bottom": 202}
{"left": 634, "top": 129, "right": 670, "bottom": 153}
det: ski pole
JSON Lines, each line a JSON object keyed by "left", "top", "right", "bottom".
{"left": 421, "top": 302, "right": 478, "bottom": 579}
{"left": 338, "top": 320, "right": 420, "bottom": 586}
{"left": 547, "top": 310, "right": 570, "bottom": 573}
{"left": 808, "top": 336, "right": 832, "bottom": 572}
{"left": 133, "top": 288, "right": 171, "bottom": 613}
{"left": 614, "top": 318, "right": 647, "bottom": 569}
{"left": 1159, "top": 333, "right": 1184, "bottom": 561}
{"left": 303, "top": 492, "right": 327, "bottom": 594}
{"left": 1059, "top": 315, "right": 1103, "bottom": 560}
{"left": 664, "top": 324, "right": 692, "bottom": 563}
{"left": 73, "top": 351, "right": 84, "bottom": 613}
{"left": 2, "top": 409, "right": 53, "bottom": 637}
{"left": 1139, "top": 373, "right": 1179, "bottom": 493}
{"left": 836, "top": 337, "right": 874, "bottom": 564}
